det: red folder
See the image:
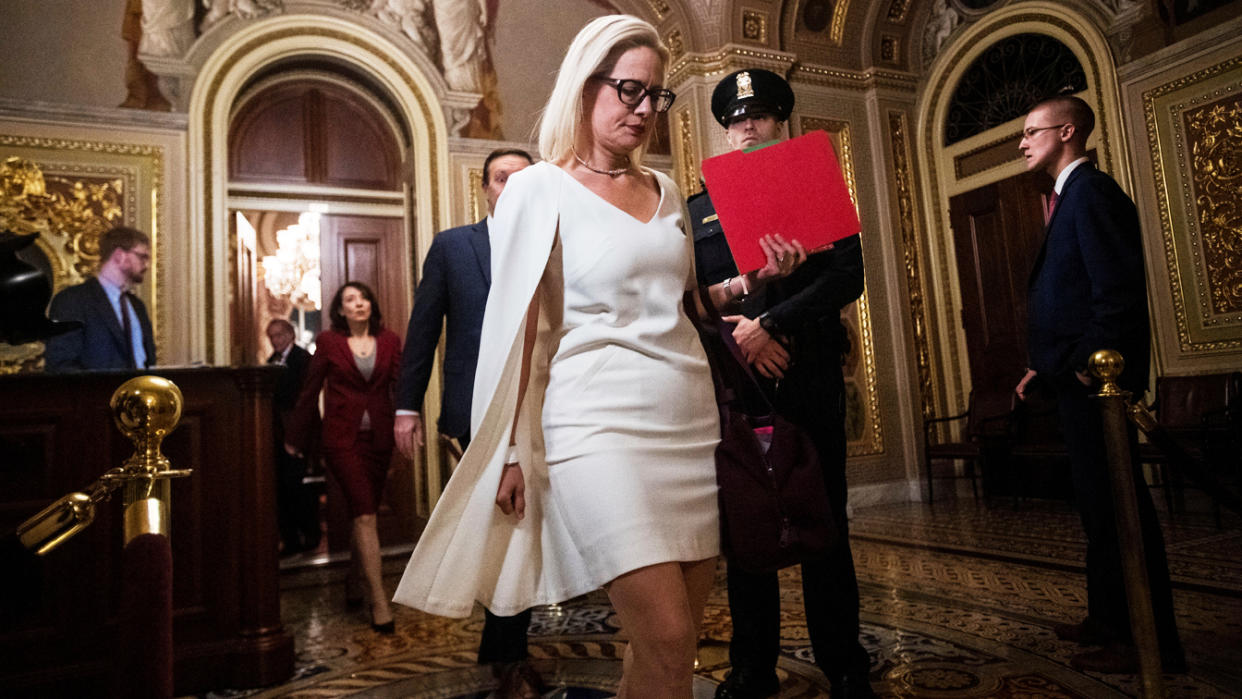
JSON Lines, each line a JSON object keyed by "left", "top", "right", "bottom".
{"left": 700, "top": 130, "right": 860, "bottom": 274}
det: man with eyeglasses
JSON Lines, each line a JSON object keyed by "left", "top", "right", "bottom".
{"left": 45, "top": 225, "right": 156, "bottom": 372}
{"left": 1016, "top": 95, "right": 1185, "bottom": 674}
{"left": 689, "top": 68, "right": 873, "bottom": 699}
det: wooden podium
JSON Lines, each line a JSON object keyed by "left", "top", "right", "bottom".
{"left": 0, "top": 366, "right": 294, "bottom": 695}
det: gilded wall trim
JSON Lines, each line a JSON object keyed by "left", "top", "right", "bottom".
{"left": 676, "top": 107, "right": 701, "bottom": 196}
{"left": 888, "top": 0, "right": 912, "bottom": 23}
{"left": 1, "top": 135, "right": 166, "bottom": 367}
{"left": 799, "top": 116, "right": 884, "bottom": 456}
{"left": 668, "top": 45, "right": 795, "bottom": 85}
{"left": 741, "top": 9, "right": 769, "bottom": 45}
{"left": 790, "top": 65, "right": 919, "bottom": 92}
{"left": 830, "top": 0, "right": 850, "bottom": 46}
{"left": 468, "top": 167, "right": 484, "bottom": 223}
{"left": 888, "top": 111, "right": 934, "bottom": 419}
{"left": 1143, "top": 54, "right": 1242, "bottom": 352}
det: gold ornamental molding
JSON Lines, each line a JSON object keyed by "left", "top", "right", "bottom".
{"left": 0, "top": 135, "right": 166, "bottom": 369}
{"left": 666, "top": 28, "right": 686, "bottom": 62}
{"left": 790, "top": 65, "right": 919, "bottom": 93}
{"left": 1143, "top": 54, "right": 1242, "bottom": 353}
{"left": 675, "top": 107, "right": 700, "bottom": 197}
{"left": 799, "top": 116, "right": 883, "bottom": 457}
{"left": 468, "top": 167, "right": 484, "bottom": 223}
{"left": 830, "top": 0, "right": 850, "bottom": 46}
{"left": 887, "top": 110, "right": 934, "bottom": 419}
{"left": 741, "top": 9, "right": 769, "bottom": 45}
{"left": 668, "top": 45, "right": 796, "bottom": 85}
{"left": 888, "top": 0, "right": 913, "bottom": 23}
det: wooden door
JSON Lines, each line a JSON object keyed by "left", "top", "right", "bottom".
{"left": 948, "top": 170, "right": 1050, "bottom": 395}
{"left": 319, "top": 214, "right": 415, "bottom": 549}
{"left": 949, "top": 169, "right": 1078, "bottom": 498}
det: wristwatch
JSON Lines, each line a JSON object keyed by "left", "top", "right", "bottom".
{"left": 757, "top": 312, "right": 778, "bottom": 334}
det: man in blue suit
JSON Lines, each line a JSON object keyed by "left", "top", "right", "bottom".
{"left": 45, "top": 226, "right": 155, "bottom": 372}
{"left": 394, "top": 148, "right": 533, "bottom": 666}
{"left": 1016, "top": 95, "right": 1183, "bottom": 674}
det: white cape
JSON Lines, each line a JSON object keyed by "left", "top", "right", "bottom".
{"left": 394, "top": 161, "right": 587, "bottom": 617}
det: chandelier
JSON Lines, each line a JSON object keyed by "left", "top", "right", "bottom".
{"left": 261, "top": 211, "right": 321, "bottom": 310}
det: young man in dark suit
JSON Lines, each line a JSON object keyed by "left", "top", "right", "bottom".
{"left": 45, "top": 226, "right": 155, "bottom": 372}
{"left": 267, "top": 318, "right": 318, "bottom": 555}
{"left": 1016, "top": 94, "right": 1184, "bottom": 674}
{"left": 393, "top": 147, "right": 534, "bottom": 666}
{"left": 690, "top": 69, "right": 873, "bottom": 699}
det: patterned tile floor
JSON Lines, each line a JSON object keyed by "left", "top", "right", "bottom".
{"left": 216, "top": 495, "right": 1242, "bottom": 698}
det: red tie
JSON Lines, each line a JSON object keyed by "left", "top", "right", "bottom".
{"left": 1044, "top": 191, "right": 1059, "bottom": 224}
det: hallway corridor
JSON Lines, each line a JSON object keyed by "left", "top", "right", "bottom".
{"left": 237, "top": 497, "right": 1242, "bottom": 698}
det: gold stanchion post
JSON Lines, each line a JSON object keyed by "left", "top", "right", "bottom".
{"left": 1090, "top": 350, "right": 1165, "bottom": 697}
{"left": 109, "top": 376, "right": 189, "bottom": 542}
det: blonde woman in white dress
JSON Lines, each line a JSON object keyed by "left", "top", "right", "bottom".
{"left": 394, "top": 15, "right": 805, "bottom": 696}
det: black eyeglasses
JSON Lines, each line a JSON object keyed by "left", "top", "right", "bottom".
{"left": 1021, "top": 123, "right": 1069, "bottom": 139}
{"left": 593, "top": 77, "right": 676, "bottom": 113}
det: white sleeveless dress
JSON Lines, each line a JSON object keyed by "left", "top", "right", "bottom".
{"left": 540, "top": 168, "right": 720, "bottom": 585}
{"left": 392, "top": 162, "right": 718, "bottom": 617}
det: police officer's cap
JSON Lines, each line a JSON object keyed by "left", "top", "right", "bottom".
{"left": 711, "top": 69, "right": 795, "bottom": 127}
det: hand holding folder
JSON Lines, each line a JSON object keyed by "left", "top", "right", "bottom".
{"left": 700, "top": 130, "right": 861, "bottom": 274}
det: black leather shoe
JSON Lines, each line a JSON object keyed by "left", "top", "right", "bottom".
{"left": 831, "top": 673, "right": 877, "bottom": 699}
{"left": 714, "top": 669, "right": 780, "bottom": 699}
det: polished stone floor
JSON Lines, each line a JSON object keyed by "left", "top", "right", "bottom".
{"left": 218, "top": 493, "right": 1242, "bottom": 698}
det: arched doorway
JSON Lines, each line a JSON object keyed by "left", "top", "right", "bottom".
{"left": 227, "top": 71, "right": 416, "bottom": 554}
{"left": 913, "top": 5, "right": 1129, "bottom": 415}
{"left": 188, "top": 14, "right": 457, "bottom": 547}
{"left": 912, "top": 6, "right": 1130, "bottom": 497}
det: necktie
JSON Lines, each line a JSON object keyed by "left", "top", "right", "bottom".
{"left": 119, "top": 293, "right": 136, "bottom": 368}
{"left": 1044, "top": 191, "right": 1059, "bottom": 225}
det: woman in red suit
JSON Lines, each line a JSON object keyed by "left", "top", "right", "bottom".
{"left": 287, "top": 282, "right": 402, "bottom": 632}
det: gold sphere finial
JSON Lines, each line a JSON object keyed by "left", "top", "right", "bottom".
{"left": 1089, "top": 349, "right": 1126, "bottom": 397}
{"left": 110, "top": 375, "right": 183, "bottom": 473}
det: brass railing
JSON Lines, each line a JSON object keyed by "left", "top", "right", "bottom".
{"left": 16, "top": 375, "right": 190, "bottom": 553}
{"left": 1089, "top": 350, "right": 1162, "bottom": 698}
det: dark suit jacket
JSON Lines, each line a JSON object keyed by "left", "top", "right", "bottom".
{"left": 1027, "top": 162, "right": 1150, "bottom": 393}
{"left": 395, "top": 219, "right": 491, "bottom": 439}
{"left": 44, "top": 277, "right": 155, "bottom": 372}
{"left": 287, "top": 328, "right": 402, "bottom": 452}
{"left": 689, "top": 188, "right": 864, "bottom": 420}
{"left": 269, "top": 343, "right": 311, "bottom": 442}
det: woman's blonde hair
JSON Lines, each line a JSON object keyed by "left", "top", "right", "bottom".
{"left": 536, "top": 15, "right": 670, "bottom": 166}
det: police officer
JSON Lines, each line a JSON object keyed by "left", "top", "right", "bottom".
{"left": 690, "top": 69, "right": 873, "bottom": 699}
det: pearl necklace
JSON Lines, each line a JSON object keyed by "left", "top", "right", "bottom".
{"left": 572, "top": 147, "right": 631, "bottom": 177}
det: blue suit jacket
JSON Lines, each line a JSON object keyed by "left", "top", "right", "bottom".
{"left": 1027, "top": 163, "right": 1150, "bottom": 393}
{"left": 44, "top": 277, "right": 155, "bottom": 372}
{"left": 395, "top": 219, "right": 491, "bottom": 439}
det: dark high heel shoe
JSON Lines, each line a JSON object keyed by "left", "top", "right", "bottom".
{"left": 370, "top": 606, "right": 395, "bottom": 634}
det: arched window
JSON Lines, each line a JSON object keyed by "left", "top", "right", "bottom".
{"left": 944, "top": 33, "right": 1086, "bottom": 145}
